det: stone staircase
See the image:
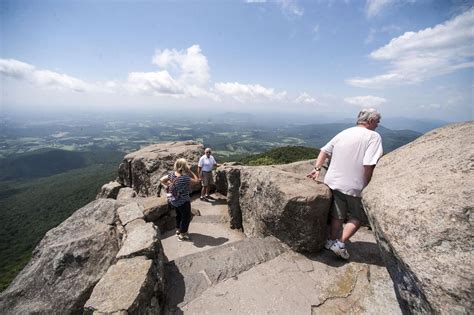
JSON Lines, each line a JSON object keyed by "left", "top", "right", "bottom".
{"left": 161, "top": 193, "right": 402, "bottom": 315}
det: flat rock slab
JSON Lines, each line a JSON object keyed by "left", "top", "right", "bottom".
{"left": 84, "top": 257, "right": 157, "bottom": 314}
{"left": 116, "top": 219, "right": 159, "bottom": 259}
{"left": 180, "top": 229, "right": 401, "bottom": 315}
{"left": 165, "top": 236, "right": 288, "bottom": 311}
{"left": 117, "top": 202, "right": 144, "bottom": 225}
{"left": 160, "top": 219, "right": 244, "bottom": 262}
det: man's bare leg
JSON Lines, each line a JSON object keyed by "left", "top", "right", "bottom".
{"left": 330, "top": 217, "right": 344, "bottom": 240}
{"left": 341, "top": 219, "right": 361, "bottom": 243}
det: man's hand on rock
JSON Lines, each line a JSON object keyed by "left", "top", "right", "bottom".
{"left": 307, "top": 169, "right": 320, "bottom": 181}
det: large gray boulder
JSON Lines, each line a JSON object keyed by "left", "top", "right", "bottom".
{"left": 218, "top": 160, "right": 332, "bottom": 252}
{"left": 84, "top": 257, "right": 161, "bottom": 314}
{"left": 363, "top": 122, "right": 474, "bottom": 314}
{"left": 0, "top": 199, "right": 120, "bottom": 314}
{"left": 118, "top": 141, "right": 203, "bottom": 196}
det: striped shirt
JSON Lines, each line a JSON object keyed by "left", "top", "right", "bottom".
{"left": 167, "top": 172, "right": 191, "bottom": 207}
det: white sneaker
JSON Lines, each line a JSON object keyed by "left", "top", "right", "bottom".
{"left": 330, "top": 240, "right": 350, "bottom": 260}
{"left": 324, "top": 239, "right": 335, "bottom": 250}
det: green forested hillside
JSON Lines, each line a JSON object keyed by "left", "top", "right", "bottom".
{"left": 0, "top": 150, "right": 123, "bottom": 292}
{"left": 238, "top": 146, "right": 320, "bottom": 166}
{"left": 0, "top": 149, "right": 123, "bottom": 181}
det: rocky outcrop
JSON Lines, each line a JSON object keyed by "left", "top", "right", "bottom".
{"left": 96, "top": 180, "right": 122, "bottom": 199}
{"left": 85, "top": 199, "right": 165, "bottom": 314}
{"left": 0, "top": 199, "right": 120, "bottom": 314}
{"left": 363, "top": 122, "right": 474, "bottom": 314}
{"left": 118, "top": 141, "right": 203, "bottom": 196}
{"left": 216, "top": 160, "right": 332, "bottom": 252}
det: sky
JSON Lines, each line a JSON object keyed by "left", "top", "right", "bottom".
{"left": 0, "top": 0, "right": 473, "bottom": 122}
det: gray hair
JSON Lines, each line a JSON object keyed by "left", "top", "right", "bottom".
{"left": 357, "top": 108, "right": 381, "bottom": 124}
{"left": 205, "top": 148, "right": 211, "bottom": 153}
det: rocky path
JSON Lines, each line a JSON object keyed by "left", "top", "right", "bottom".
{"left": 161, "top": 193, "right": 401, "bottom": 315}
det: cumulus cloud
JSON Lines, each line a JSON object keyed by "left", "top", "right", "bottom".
{"left": 366, "top": 0, "right": 394, "bottom": 18}
{"left": 277, "top": 0, "right": 304, "bottom": 17}
{"left": 295, "top": 92, "right": 318, "bottom": 105}
{"left": 126, "top": 44, "right": 219, "bottom": 100}
{"left": 152, "top": 44, "right": 210, "bottom": 85}
{"left": 126, "top": 71, "right": 184, "bottom": 96}
{"left": 347, "top": 9, "right": 474, "bottom": 88}
{"left": 214, "top": 82, "right": 287, "bottom": 103}
{"left": 0, "top": 58, "right": 92, "bottom": 92}
{"left": 344, "top": 95, "right": 387, "bottom": 107}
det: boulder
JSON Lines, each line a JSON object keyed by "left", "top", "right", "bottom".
{"left": 363, "top": 122, "right": 474, "bottom": 314}
{"left": 0, "top": 199, "right": 120, "bottom": 314}
{"left": 116, "top": 219, "right": 161, "bottom": 260}
{"left": 140, "top": 196, "right": 170, "bottom": 222}
{"left": 118, "top": 141, "right": 203, "bottom": 197}
{"left": 117, "top": 202, "right": 144, "bottom": 225}
{"left": 96, "top": 180, "right": 122, "bottom": 199}
{"left": 221, "top": 162, "right": 332, "bottom": 252}
{"left": 84, "top": 257, "right": 160, "bottom": 314}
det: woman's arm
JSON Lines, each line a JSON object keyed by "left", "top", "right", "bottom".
{"left": 160, "top": 174, "right": 170, "bottom": 186}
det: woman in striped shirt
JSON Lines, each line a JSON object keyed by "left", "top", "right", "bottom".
{"left": 160, "top": 158, "right": 200, "bottom": 241}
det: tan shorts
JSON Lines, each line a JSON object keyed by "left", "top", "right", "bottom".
{"left": 201, "top": 171, "right": 214, "bottom": 186}
{"left": 330, "top": 189, "right": 368, "bottom": 223}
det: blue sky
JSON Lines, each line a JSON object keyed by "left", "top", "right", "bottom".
{"left": 1, "top": 0, "right": 473, "bottom": 122}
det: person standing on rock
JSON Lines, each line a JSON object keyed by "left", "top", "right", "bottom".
{"left": 160, "top": 158, "right": 200, "bottom": 241}
{"left": 307, "top": 108, "right": 383, "bottom": 259}
{"left": 198, "top": 147, "right": 220, "bottom": 201}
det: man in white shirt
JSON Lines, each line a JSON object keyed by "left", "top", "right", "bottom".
{"left": 198, "top": 148, "right": 220, "bottom": 200}
{"left": 307, "top": 108, "right": 383, "bottom": 259}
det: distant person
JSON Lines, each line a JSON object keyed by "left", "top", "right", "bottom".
{"left": 307, "top": 108, "right": 383, "bottom": 259}
{"left": 198, "top": 147, "right": 220, "bottom": 200}
{"left": 160, "top": 158, "right": 200, "bottom": 241}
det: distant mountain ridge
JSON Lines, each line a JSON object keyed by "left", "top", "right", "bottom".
{"left": 287, "top": 123, "right": 421, "bottom": 153}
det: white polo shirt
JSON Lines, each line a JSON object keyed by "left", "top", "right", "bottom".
{"left": 321, "top": 126, "right": 383, "bottom": 197}
{"left": 198, "top": 154, "right": 217, "bottom": 172}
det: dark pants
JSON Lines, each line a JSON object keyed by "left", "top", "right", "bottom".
{"left": 173, "top": 201, "right": 191, "bottom": 233}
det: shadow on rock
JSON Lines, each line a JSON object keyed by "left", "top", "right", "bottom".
{"left": 164, "top": 262, "right": 185, "bottom": 315}
{"left": 189, "top": 234, "right": 229, "bottom": 248}
{"left": 308, "top": 241, "right": 385, "bottom": 267}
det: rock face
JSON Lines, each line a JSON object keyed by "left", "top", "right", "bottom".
{"left": 118, "top": 141, "right": 203, "bottom": 196}
{"left": 217, "top": 160, "right": 332, "bottom": 252}
{"left": 363, "top": 122, "right": 474, "bottom": 314}
{"left": 96, "top": 180, "right": 122, "bottom": 199}
{"left": 0, "top": 199, "right": 119, "bottom": 314}
{"left": 84, "top": 257, "right": 160, "bottom": 314}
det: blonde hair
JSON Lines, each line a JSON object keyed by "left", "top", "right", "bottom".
{"left": 174, "top": 158, "right": 189, "bottom": 174}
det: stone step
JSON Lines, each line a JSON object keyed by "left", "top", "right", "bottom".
{"left": 179, "top": 229, "right": 402, "bottom": 315}
{"left": 164, "top": 236, "right": 288, "bottom": 313}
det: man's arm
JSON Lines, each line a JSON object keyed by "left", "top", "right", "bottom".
{"left": 363, "top": 165, "right": 375, "bottom": 186}
{"left": 307, "top": 150, "right": 329, "bottom": 180}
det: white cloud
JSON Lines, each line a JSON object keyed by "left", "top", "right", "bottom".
{"left": 0, "top": 58, "right": 92, "bottom": 92}
{"left": 344, "top": 95, "right": 387, "bottom": 107}
{"left": 152, "top": 44, "right": 210, "bottom": 85}
{"left": 214, "top": 82, "right": 287, "bottom": 103}
{"left": 295, "top": 92, "right": 318, "bottom": 105}
{"left": 126, "top": 71, "right": 184, "bottom": 96}
{"left": 366, "top": 0, "right": 395, "bottom": 18}
{"left": 277, "top": 0, "right": 304, "bottom": 17}
{"left": 347, "top": 9, "right": 474, "bottom": 88}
